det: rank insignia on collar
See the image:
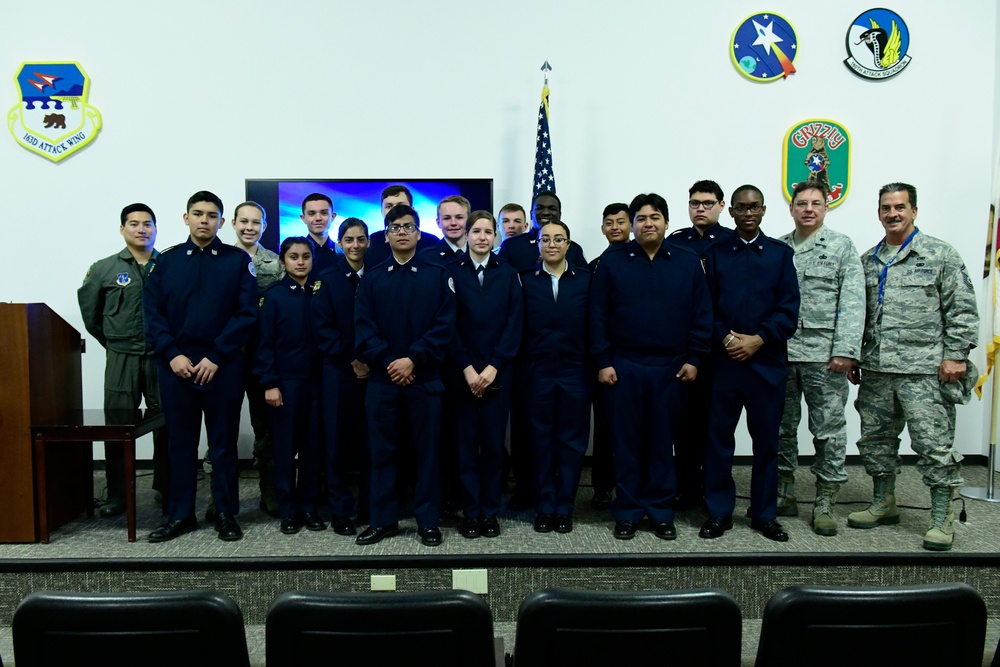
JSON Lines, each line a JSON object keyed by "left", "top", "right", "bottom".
{"left": 186, "top": 250, "right": 193, "bottom": 255}
{"left": 116, "top": 272, "right": 130, "bottom": 286}
{"left": 211, "top": 249, "right": 218, "bottom": 256}
{"left": 387, "top": 265, "right": 394, "bottom": 272}
{"left": 411, "top": 266, "right": 418, "bottom": 272}
{"left": 530, "top": 239, "right": 537, "bottom": 245}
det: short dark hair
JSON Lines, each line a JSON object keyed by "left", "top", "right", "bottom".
{"left": 233, "top": 201, "right": 266, "bottom": 223}
{"left": 381, "top": 185, "right": 412, "bottom": 205}
{"left": 499, "top": 203, "right": 526, "bottom": 218}
{"left": 186, "top": 191, "right": 223, "bottom": 216}
{"left": 279, "top": 236, "right": 312, "bottom": 262}
{"left": 602, "top": 202, "right": 629, "bottom": 219}
{"left": 120, "top": 203, "right": 155, "bottom": 226}
{"left": 538, "top": 220, "right": 571, "bottom": 241}
{"left": 628, "top": 193, "right": 669, "bottom": 222}
{"left": 731, "top": 184, "right": 764, "bottom": 204}
{"left": 385, "top": 204, "right": 419, "bottom": 229}
{"left": 301, "top": 192, "right": 333, "bottom": 213}
{"left": 689, "top": 180, "right": 724, "bottom": 201}
{"left": 791, "top": 181, "right": 829, "bottom": 202}
{"left": 338, "top": 217, "right": 369, "bottom": 241}
{"left": 466, "top": 210, "right": 496, "bottom": 233}
{"left": 532, "top": 190, "right": 561, "bottom": 208}
{"left": 879, "top": 182, "right": 917, "bottom": 207}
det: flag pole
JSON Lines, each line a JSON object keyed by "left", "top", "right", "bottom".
{"left": 960, "top": 356, "right": 1000, "bottom": 502}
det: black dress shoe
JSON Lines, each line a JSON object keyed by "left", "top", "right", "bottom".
{"left": 751, "top": 519, "right": 790, "bottom": 542}
{"left": 508, "top": 491, "right": 532, "bottom": 512}
{"left": 280, "top": 515, "right": 302, "bottom": 534}
{"left": 303, "top": 512, "right": 327, "bottom": 532}
{"left": 533, "top": 513, "right": 554, "bottom": 533}
{"left": 356, "top": 523, "right": 400, "bottom": 545}
{"left": 614, "top": 520, "right": 637, "bottom": 540}
{"left": 699, "top": 516, "right": 734, "bottom": 539}
{"left": 215, "top": 513, "right": 243, "bottom": 541}
{"left": 99, "top": 498, "right": 125, "bottom": 518}
{"left": 554, "top": 514, "right": 573, "bottom": 533}
{"left": 331, "top": 515, "right": 357, "bottom": 536}
{"left": 148, "top": 517, "right": 198, "bottom": 543}
{"left": 481, "top": 515, "right": 501, "bottom": 538}
{"left": 459, "top": 517, "right": 481, "bottom": 539}
{"left": 590, "top": 491, "right": 612, "bottom": 510}
{"left": 419, "top": 526, "right": 443, "bottom": 546}
{"left": 655, "top": 521, "right": 677, "bottom": 540}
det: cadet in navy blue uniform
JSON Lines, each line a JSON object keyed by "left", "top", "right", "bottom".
{"left": 256, "top": 238, "right": 326, "bottom": 535}
{"left": 312, "top": 217, "right": 371, "bottom": 535}
{"left": 587, "top": 202, "right": 631, "bottom": 512}
{"left": 354, "top": 205, "right": 457, "bottom": 547}
{"left": 301, "top": 193, "right": 340, "bottom": 276}
{"left": 667, "top": 180, "right": 736, "bottom": 510}
{"left": 367, "top": 184, "right": 438, "bottom": 268}
{"left": 521, "top": 221, "right": 591, "bottom": 533}
{"left": 700, "top": 185, "right": 800, "bottom": 543}
{"left": 497, "top": 191, "right": 588, "bottom": 271}
{"left": 144, "top": 191, "right": 258, "bottom": 542}
{"left": 449, "top": 210, "right": 523, "bottom": 539}
{"left": 592, "top": 194, "right": 713, "bottom": 540}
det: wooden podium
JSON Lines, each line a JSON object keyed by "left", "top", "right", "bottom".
{"left": 0, "top": 303, "right": 85, "bottom": 543}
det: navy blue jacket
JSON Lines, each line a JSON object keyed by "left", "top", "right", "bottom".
{"left": 421, "top": 238, "right": 466, "bottom": 268}
{"left": 312, "top": 255, "right": 365, "bottom": 368}
{"left": 587, "top": 243, "right": 629, "bottom": 274}
{"left": 590, "top": 240, "right": 713, "bottom": 369}
{"left": 498, "top": 232, "right": 587, "bottom": 273}
{"left": 255, "top": 276, "right": 318, "bottom": 389}
{"left": 367, "top": 230, "right": 438, "bottom": 268}
{"left": 144, "top": 236, "right": 257, "bottom": 367}
{"left": 355, "top": 251, "right": 457, "bottom": 388}
{"left": 448, "top": 254, "right": 524, "bottom": 377}
{"left": 309, "top": 237, "right": 339, "bottom": 277}
{"left": 520, "top": 263, "right": 590, "bottom": 365}
{"left": 703, "top": 232, "right": 800, "bottom": 386}
{"left": 668, "top": 223, "right": 736, "bottom": 257}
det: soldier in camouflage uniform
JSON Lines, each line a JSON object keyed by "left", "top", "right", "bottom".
{"left": 848, "top": 183, "right": 979, "bottom": 551}
{"left": 776, "top": 182, "right": 864, "bottom": 536}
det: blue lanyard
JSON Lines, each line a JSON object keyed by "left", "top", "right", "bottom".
{"left": 873, "top": 228, "right": 918, "bottom": 305}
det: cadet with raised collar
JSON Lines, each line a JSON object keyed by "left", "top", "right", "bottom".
{"left": 144, "top": 191, "right": 258, "bottom": 543}
{"left": 587, "top": 202, "right": 632, "bottom": 511}
{"left": 78, "top": 202, "right": 169, "bottom": 518}
{"left": 354, "top": 204, "right": 457, "bottom": 547}
{"left": 668, "top": 179, "right": 735, "bottom": 252}
{"left": 256, "top": 237, "right": 325, "bottom": 535}
{"left": 367, "top": 184, "right": 438, "bottom": 267}
{"left": 312, "top": 217, "right": 371, "bottom": 534}
{"left": 591, "top": 194, "right": 712, "bottom": 541}
{"left": 848, "top": 182, "right": 979, "bottom": 551}
{"left": 701, "top": 185, "right": 800, "bottom": 543}
{"left": 521, "top": 221, "right": 592, "bottom": 534}
{"left": 776, "top": 182, "right": 864, "bottom": 536}
{"left": 301, "top": 192, "right": 339, "bottom": 276}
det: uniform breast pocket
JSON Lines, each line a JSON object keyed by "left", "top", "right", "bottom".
{"left": 102, "top": 288, "right": 129, "bottom": 339}
{"left": 804, "top": 265, "right": 839, "bottom": 297}
{"left": 897, "top": 272, "right": 939, "bottom": 303}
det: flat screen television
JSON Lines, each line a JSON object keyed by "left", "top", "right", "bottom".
{"left": 245, "top": 178, "right": 494, "bottom": 251}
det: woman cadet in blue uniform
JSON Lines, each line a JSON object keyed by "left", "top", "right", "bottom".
{"left": 448, "top": 210, "right": 523, "bottom": 539}
{"left": 311, "top": 217, "right": 371, "bottom": 535}
{"left": 520, "top": 220, "right": 592, "bottom": 533}
{"left": 256, "top": 237, "right": 326, "bottom": 535}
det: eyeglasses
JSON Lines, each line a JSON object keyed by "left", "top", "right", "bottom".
{"left": 732, "top": 204, "right": 763, "bottom": 214}
{"left": 794, "top": 201, "right": 826, "bottom": 210}
{"left": 387, "top": 223, "right": 417, "bottom": 234}
{"left": 539, "top": 237, "right": 568, "bottom": 246}
{"left": 688, "top": 200, "right": 719, "bottom": 210}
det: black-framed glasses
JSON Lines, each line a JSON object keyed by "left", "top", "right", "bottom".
{"left": 387, "top": 223, "right": 417, "bottom": 234}
{"left": 689, "top": 200, "right": 719, "bottom": 209}
{"left": 732, "top": 204, "right": 763, "bottom": 214}
{"left": 539, "top": 237, "right": 568, "bottom": 246}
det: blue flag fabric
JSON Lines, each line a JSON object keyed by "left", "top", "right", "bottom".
{"left": 533, "top": 85, "right": 556, "bottom": 196}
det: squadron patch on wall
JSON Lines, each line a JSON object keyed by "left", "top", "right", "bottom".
{"left": 730, "top": 12, "right": 798, "bottom": 82}
{"left": 782, "top": 119, "right": 851, "bottom": 209}
{"left": 844, "top": 8, "right": 912, "bottom": 80}
{"left": 7, "top": 62, "right": 102, "bottom": 162}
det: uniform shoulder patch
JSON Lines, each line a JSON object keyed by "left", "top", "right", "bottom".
{"left": 448, "top": 276, "right": 455, "bottom": 293}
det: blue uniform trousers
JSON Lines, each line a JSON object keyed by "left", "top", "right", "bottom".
{"left": 507, "top": 360, "right": 533, "bottom": 496}
{"left": 590, "top": 378, "right": 615, "bottom": 496}
{"left": 321, "top": 363, "right": 366, "bottom": 518}
{"left": 672, "top": 358, "right": 715, "bottom": 499}
{"left": 704, "top": 358, "right": 785, "bottom": 522}
{"left": 455, "top": 384, "right": 511, "bottom": 518}
{"left": 160, "top": 357, "right": 244, "bottom": 521}
{"left": 269, "top": 377, "right": 322, "bottom": 518}
{"left": 606, "top": 356, "right": 683, "bottom": 524}
{"left": 366, "top": 381, "right": 442, "bottom": 528}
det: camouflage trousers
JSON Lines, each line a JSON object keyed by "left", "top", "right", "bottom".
{"left": 778, "top": 362, "right": 849, "bottom": 483}
{"left": 856, "top": 370, "right": 963, "bottom": 487}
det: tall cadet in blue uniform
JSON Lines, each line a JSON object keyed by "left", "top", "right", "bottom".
{"left": 144, "top": 191, "right": 258, "bottom": 542}
{"left": 354, "top": 205, "right": 456, "bottom": 547}
{"left": 592, "top": 194, "right": 713, "bottom": 540}
{"left": 256, "top": 237, "right": 326, "bottom": 535}
{"left": 701, "top": 185, "right": 800, "bottom": 542}
{"left": 312, "top": 217, "right": 371, "bottom": 534}
{"left": 449, "top": 211, "right": 523, "bottom": 539}
{"left": 301, "top": 193, "right": 339, "bottom": 276}
{"left": 521, "top": 221, "right": 591, "bottom": 533}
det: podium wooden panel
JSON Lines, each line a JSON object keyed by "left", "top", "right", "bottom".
{"left": 0, "top": 303, "right": 85, "bottom": 543}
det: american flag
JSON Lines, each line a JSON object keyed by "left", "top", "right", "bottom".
{"left": 533, "top": 84, "right": 556, "bottom": 196}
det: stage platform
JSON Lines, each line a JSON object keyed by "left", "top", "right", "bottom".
{"left": 1, "top": 463, "right": 998, "bottom": 666}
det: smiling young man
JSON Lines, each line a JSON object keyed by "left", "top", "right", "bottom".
{"left": 423, "top": 195, "right": 471, "bottom": 266}
{"left": 301, "top": 193, "right": 338, "bottom": 275}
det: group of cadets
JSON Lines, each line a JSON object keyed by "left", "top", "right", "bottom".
{"left": 78, "top": 177, "right": 978, "bottom": 551}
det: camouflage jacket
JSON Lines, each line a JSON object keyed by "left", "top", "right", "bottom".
{"left": 779, "top": 225, "right": 864, "bottom": 363}
{"left": 249, "top": 244, "right": 284, "bottom": 292}
{"left": 78, "top": 247, "right": 157, "bottom": 355}
{"left": 860, "top": 230, "right": 979, "bottom": 374}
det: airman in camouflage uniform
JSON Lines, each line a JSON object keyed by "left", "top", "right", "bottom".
{"left": 847, "top": 183, "right": 979, "bottom": 551}
{"left": 777, "top": 182, "right": 864, "bottom": 536}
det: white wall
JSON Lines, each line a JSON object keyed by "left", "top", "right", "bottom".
{"left": 0, "top": 0, "right": 996, "bottom": 460}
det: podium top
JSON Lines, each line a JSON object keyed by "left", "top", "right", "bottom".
{"left": 32, "top": 409, "right": 165, "bottom": 439}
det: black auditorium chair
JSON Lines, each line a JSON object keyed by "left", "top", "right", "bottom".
{"left": 755, "top": 583, "right": 987, "bottom": 667}
{"left": 514, "top": 588, "right": 742, "bottom": 667}
{"left": 266, "top": 589, "right": 496, "bottom": 667}
{"left": 12, "top": 590, "right": 250, "bottom": 667}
